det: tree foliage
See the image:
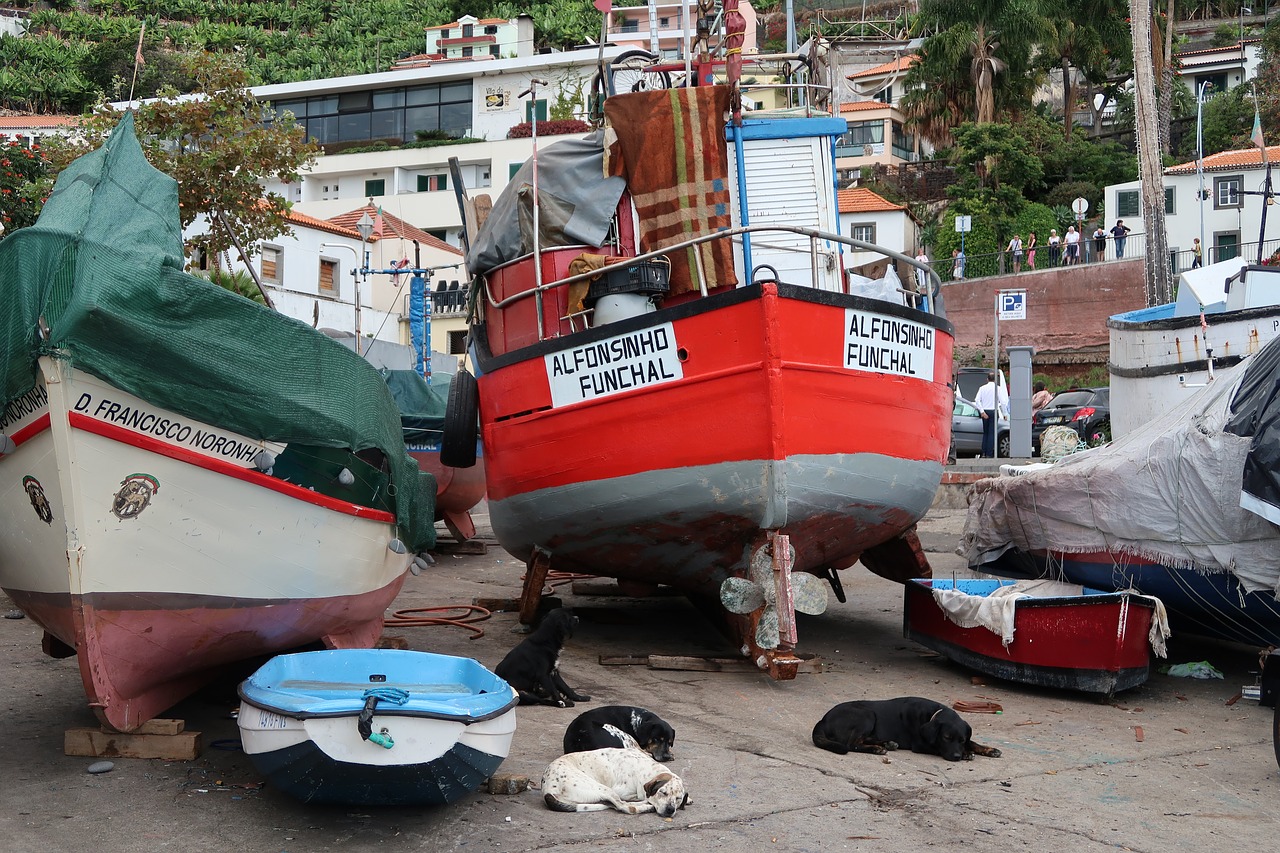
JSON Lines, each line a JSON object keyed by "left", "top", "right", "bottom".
{"left": 40, "top": 53, "right": 319, "bottom": 266}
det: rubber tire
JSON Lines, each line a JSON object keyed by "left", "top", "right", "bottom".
{"left": 440, "top": 368, "right": 479, "bottom": 469}
{"left": 1273, "top": 702, "right": 1280, "bottom": 771}
{"left": 997, "top": 431, "right": 1011, "bottom": 459}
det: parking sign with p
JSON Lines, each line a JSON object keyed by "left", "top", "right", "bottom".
{"left": 998, "top": 289, "right": 1026, "bottom": 320}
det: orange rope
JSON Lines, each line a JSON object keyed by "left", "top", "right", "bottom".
{"left": 384, "top": 604, "right": 492, "bottom": 639}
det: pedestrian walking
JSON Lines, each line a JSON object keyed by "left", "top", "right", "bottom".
{"left": 1192, "top": 237, "right": 1203, "bottom": 269}
{"left": 1110, "top": 219, "right": 1131, "bottom": 258}
{"left": 974, "top": 372, "right": 1008, "bottom": 458}
{"left": 952, "top": 248, "right": 966, "bottom": 280}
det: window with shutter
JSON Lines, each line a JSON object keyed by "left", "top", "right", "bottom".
{"left": 261, "top": 246, "right": 282, "bottom": 283}
{"left": 319, "top": 259, "right": 337, "bottom": 296}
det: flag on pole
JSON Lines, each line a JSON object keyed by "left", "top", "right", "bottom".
{"left": 135, "top": 22, "right": 146, "bottom": 68}
{"left": 372, "top": 205, "right": 384, "bottom": 240}
{"left": 1253, "top": 104, "right": 1268, "bottom": 165}
{"left": 593, "top": 0, "right": 611, "bottom": 12}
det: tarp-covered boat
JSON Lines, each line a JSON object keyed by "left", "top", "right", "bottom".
{"left": 383, "top": 369, "right": 486, "bottom": 542}
{"left": 238, "top": 649, "right": 517, "bottom": 806}
{"left": 963, "top": 334, "right": 1280, "bottom": 647}
{"left": 904, "top": 578, "right": 1167, "bottom": 695}
{"left": 457, "top": 43, "right": 954, "bottom": 676}
{"left": 0, "top": 114, "right": 436, "bottom": 732}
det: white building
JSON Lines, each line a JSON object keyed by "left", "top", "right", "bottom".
{"left": 1105, "top": 143, "right": 1280, "bottom": 272}
{"left": 423, "top": 14, "right": 534, "bottom": 61}
{"left": 0, "top": 114, "right": 78, "bottom": 145}
{"left": 837, "top": 187, "right": 916, "bottom": 275}
{"left": 1176, "top": 39, "right": 1262, "bottom": 98}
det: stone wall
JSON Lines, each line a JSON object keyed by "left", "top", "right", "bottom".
{"left": 940, "top": 258, "right": 1148, "bottom": 371}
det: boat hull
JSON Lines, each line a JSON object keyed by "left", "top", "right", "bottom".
{"left": 904, "top": 579, "right": 1155, "bottom": 695}
{"left": 1108, "top": 302, "right": 1280, "bottom": 437}
{"left": 237, "top": 650, "right": 518, "bottom": 806}
{"left": 991, "top": 550, "right": 1280, "bottom": 649}
{"left": 479, "top": 283, "right": 951, "bottom": 576}
{"left": 407, "top": 442, "right": 487, "bottom": 541}
{"left": 0, "top": 361, "right": 412, "bottom": 731}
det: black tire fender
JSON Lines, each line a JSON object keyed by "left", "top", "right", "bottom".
{"left": 440, "top": 368, "right": 479, "bottom": 469}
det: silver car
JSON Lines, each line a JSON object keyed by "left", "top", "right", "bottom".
{"left": 953, "top": 396, "right": 1010, "bottom": 458}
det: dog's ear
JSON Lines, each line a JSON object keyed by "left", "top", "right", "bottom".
{"left": 681, "top": 790, "right": 691, "bottom": 808}
{"left": 644, "top": 772, "right": 673, "bottom": 797}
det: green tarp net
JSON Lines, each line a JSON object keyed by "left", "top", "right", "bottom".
{"left": 0, "top": 113, "right": 435, "bottom": 551}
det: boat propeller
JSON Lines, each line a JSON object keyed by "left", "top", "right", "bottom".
{"left": 720, "top": 535, "right": 829, "bottom": 650}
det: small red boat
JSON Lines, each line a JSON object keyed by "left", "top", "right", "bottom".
{"left": 904, "top": 578, "right": 1165, "bottom": 695}
{"left": 452, "top": 44, "right": 954, "bottom": 677}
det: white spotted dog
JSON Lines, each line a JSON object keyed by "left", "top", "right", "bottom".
{"left": 541, "top": 747, "right": 691, "bottom": 817}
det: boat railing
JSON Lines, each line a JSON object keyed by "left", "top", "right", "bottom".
{"left": 481, "top": 223, "right": 942, "bottom": 340}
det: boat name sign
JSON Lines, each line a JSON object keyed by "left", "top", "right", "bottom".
{"left": 71, "top": 390, "right": 272, "bottom": 467}
{"left": 844, "top": 310, "right": 935, "bottom": 381}
{"left": 546, "top": 324, "right": 683, "bottom": 407}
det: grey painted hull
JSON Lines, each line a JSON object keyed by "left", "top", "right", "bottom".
{"left": 488, "top": 452, "right": 943, "bottom": 593}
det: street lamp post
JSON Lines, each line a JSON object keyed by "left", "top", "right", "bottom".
{"left": 354, "top": 212, "right": 375, "bottom": 355}
{"left": 1197, "top": 81, "right": 1211, "bottom": 264}
{"left": 318, "top": 240, "right": 366, "bottom": 354}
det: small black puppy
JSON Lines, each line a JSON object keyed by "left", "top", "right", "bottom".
{"left": 495, "top": 608, "right": 591, "bottom": 708}
{"left": 563, "top": 705, "right": 677, "bottom": 762}
{"left": 812, "top": 697, "right": 1002, "bottom": 762}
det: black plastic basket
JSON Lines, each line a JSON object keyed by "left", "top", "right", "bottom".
{"left": 587, "top": 258, "right": 671, "bottom": 302}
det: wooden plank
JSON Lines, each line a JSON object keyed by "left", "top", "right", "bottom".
{"left": 434, "top": 540, "right": 489, "bottom": 556}
{"left": 598, "top": 655, "right": 653, "bottom": 666}
{"left": 121, "top": 718, "right": 184, "bottom": 736}
{"left": 65, "top": 727, "right": 202, "bottom": 760}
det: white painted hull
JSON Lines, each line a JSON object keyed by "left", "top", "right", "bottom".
{"left": 1108, "top": 304, "right": 1280, "bottom": 437}
{"left": 0, "top": 358, "right": 412, "bottom": 731}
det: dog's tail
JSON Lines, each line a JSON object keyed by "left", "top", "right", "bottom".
{"left": 544, "top": 793, "right": 610, "bottom": 812}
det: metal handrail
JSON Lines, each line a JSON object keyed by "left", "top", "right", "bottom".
{"left": 479, "top": 223, "right": 942, "bottom": 329}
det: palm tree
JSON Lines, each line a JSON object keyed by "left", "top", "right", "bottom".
{"left": 917, "top": 0, "right": 1050, "bottom": 125}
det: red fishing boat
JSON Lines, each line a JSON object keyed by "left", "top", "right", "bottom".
{"left": 450, "top": 37, "right": 954, "bottom": 677}
{"left": 904, "top": 578, "right": 1166, "bottom": 695}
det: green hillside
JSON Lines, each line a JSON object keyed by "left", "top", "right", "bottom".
{"left": 0, "top": 0, "right": 603, "bottom": 113}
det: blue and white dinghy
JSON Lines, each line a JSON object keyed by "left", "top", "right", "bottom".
{"left": 237, "top": 649, "right": 518, "bottom": 806}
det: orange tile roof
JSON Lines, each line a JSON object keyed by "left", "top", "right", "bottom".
{"left": 849, "top": 54, "right": 917, "bottom": 80}
{"left": 328, "top": 204, "right": 462, "bottom": 255}
{"left": 285, "top": 207, "right": 359, "bottom": 238}
{"left": 0, "top": 114, "right": 79, "bottom": 129}
{"left": 1166, "top": 145, "right": 1280, "bottom": 174}
{"left": 425, "top": 17, "right": 507, "bottom": 31}
{"left": 1176, "top": 38, "right": 1259, "bottom": 58}
{"left": 837, "top": 187, "right": 905, "bottom": 214}
{"left": 839, "top": 100, "right": 890, "bottom": 113}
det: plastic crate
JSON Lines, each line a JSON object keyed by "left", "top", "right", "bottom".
{"left": 587, "top": 258, "right": 671, "bottom": 302}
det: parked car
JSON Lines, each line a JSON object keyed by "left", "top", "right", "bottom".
{"left": 953, "top": 396, "right": 1010, "bottom": 458}
{"left": 1032, "top": 387, "right": 1111, "bottom": 451}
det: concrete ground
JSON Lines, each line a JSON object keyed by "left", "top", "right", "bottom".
{"left": 2, "top": 500, "right": 1278, "bottom": 852}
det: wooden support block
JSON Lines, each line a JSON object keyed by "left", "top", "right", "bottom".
{"left": 435, "top": 540, "right": 489, "bottom": 556}
{"left": 473, "top": 597, "right": 519, "bottom": 612}
{"left": 65, "top": 726, "right": 202, "bottom": 760}
{"left": 126, "top": 718, "right": 185, "bottom": 736}
{"left": 598, "top": 655, "right": 653, "bottom": 666}
{"left": 599, "top": 653, "right": 824, "bottom": 674}
{"left": 486, "top": 772, "right": 530, "bottom": 794}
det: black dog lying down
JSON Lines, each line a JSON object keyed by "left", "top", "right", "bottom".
{"left": 563, "top": 705, "right": 677, "bottom": 762}
{"left": 812, "top": 697, "right": 1002, "bottom": 762}
{"left": 495, "top": 608, "right": 591, "bottom": 708}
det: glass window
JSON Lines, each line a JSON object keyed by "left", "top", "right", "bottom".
{"left": 851, "top": 224, "right": 875, "bottom": 243}
{"left": 307, "top": 96, "right": 337, "bottom": 117}
{"left": 365, "top": 178, "right": 386, "bottom": 197}
{"left": 417, "top": 174, "right": 448, "bottom": 192}
{"left": 1215, "top": 175, "right": 1242, "bottom": 208}
{"left": 273, "top": 100, "right": 306, "bottom": 120}
{"left": 840, "top": 120, "right": 884, "bottom": 147}
{"left": 407, "top": 86, "right": 441, "bottom": 106}
{"left": 462, "top": 46, "right": 473, "bottom": 57}
{"left": 338, "top": 91, "right": 371, "bottom": 112}
{"left": 484, "top": 25, "right": 498, "bottom": 34}
{"left": 448, "top": 330, "right": 468, "bottom": 354}
{"left": 440, "top": 81, "right": 472, "bottom": 103}
{"left": 462, "top": 24, "right": 473, "bottom": 37}
{"left": 338, "top": 112, "right": 371, "bottom": 141}
{"left": 1165, "top": 187, "right": 1175, "bottom": 215}
{"left": 439, "top": 28, "right": 449, "bottom": 39}
{"left": 440, "top": 102, "right": 471, "bottom": 135}
{"left": 373, "top": 89, "right": 405, "bottom": 109}
{"left": 370, "top": 109, "right": 403, "bottom": 140}
{"left": 406, "top": 105, "right": 441, "bottom": 135}
{"left": 1116, "top": 190, "right": 1140, "bottom": 218}
{"left": 490, "top": 45, "right": 500, "bottom": 57}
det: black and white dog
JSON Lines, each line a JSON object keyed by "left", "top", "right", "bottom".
{"left": 563, "top": 706, "right": 676, "bottom": 762}
{"left": 494, "top": 608, "right": 591, "bottom": 708}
